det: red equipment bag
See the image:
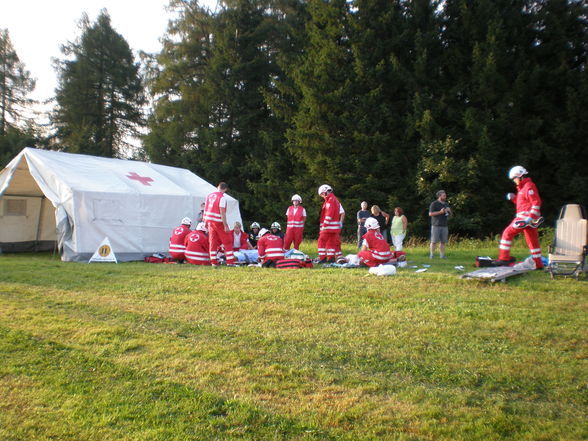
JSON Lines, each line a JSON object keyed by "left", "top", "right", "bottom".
{"left": 276, "top": 259, "right": 303, "bottom": 269}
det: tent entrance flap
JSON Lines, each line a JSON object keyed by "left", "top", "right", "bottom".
{"left": 0, "top": 194, "right": 58, "bottom": 252}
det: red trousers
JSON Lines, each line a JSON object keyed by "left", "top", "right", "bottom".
{"left": 317, "top": 230, "right": 341, "bottom": 260}
{"left": 358, "top": 250, "right": 391, "bottom": 267}
{"left": 284, "top": 228, "right": 304, "bottom": 250}
{"left": 208, "top": 223, "right": 235, "bottom": 264}
{"left": 498, "top": 221, "right": 543, "bottom": 268}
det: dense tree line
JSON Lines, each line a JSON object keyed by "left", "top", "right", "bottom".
{"left": 1, "top": 1, "right": 587, "bottom": 239}
{"left": 144, "top": 0, "right": 587, "bottom": 238}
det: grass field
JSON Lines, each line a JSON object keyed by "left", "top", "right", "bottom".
{"left": 0, "top": 239, "right": 586, "bottom": 441}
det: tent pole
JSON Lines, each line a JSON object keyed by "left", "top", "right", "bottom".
{"left": 34, "top": 196, "right": 45, "bottom": 252}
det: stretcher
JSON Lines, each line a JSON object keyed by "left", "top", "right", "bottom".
{"left": 460, "top": 266, "right": 534, "bottom": 283}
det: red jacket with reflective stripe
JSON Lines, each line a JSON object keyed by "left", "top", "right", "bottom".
{"left": 257, "top": 234, "right": 285, "bottom": 262}
{"left": 362, "top": 230, "right": 392, "bottom": 261}
{"left": 184, "top": 231, "right": 209, "bottom": 263}
{"left": 169, "top": 225, "right": 191, "bottom": 253}
{"left": 286, "top": 206, "right": 306, "bottom": 229}
{"left": 203, "top": 191, "right": 225, "bottom": 224}
{"left": 320, "top": 193, "right": 342, "bottom": 232}
{"left": 512, "top": 177, "right": 542, "bottom": 220}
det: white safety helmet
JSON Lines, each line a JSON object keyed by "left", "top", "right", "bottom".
{"left": 181, "top": 217, "right": 192, "bottom": 226}
{"left": 318, "top": 184, "right": 332, "bottom": 195}
{"left": 250, "top": 222, "right": 260, "bottom": 230}
{"left": 365, "top": 218, "right": 380, "bottom": 230}
{"left": 257, "top": 228, "right": 269, "bottom": 239}
{"left": 508, "top": 166, "right": 528, "bottom": 180}
{"left": 291, "top": 194, "right": 302, "bottom": 202}
{"left": 196, "top": 222, "right": 208, "bottom": 233}
{"left": 271, "top": 222, "right": 281, "bottom": 230}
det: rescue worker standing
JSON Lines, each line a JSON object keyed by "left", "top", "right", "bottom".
{"left": 284, "top": 194, "right": 306, "bottom": 250}
{"left": 168, "top": 217, "right": 192, "bottom": 261}
{"left": 203, "top": 182, "right": 235, "bottom": 266}
{"left": 496, "top": 166, "right": 544, "bottom": 269}
{"left": 317, "top": 184, "right": 345, "bottom": 263}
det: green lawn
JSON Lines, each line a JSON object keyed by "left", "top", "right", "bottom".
{"left": 0, "top": 240, "right": 586, "bottom": 441}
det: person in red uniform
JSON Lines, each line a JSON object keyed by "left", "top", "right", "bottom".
{"left": 496, "top": 166, "right": 544, "bottom": 268}
{"left": 317, "top": 184, "right": 345, "bottom": 263}
{"left": 184, "top": 222, "right": 210, "bottom": 265}
{"left": 231, "top": 222, "right": 252, "bottom": 252}
{"left": 168, "top": 217, "right": 192, "bottom": 261}
{"left": 358, "top": 218, "right": 393, "bottom": 267}
{"left": 256, "top": 228, "right": 285, "bottom": 266}
{"left": 203, "top": 182, "right": 236, "bottom": 265}
{"left": 284, "top": 194, "right": 307, "bottom": 250}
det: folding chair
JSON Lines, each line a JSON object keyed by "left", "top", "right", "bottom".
{"left": 547, "top": 204, "right": 588, "bottom": 278}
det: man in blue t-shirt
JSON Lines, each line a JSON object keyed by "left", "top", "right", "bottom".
{"left": 429, "top": 190, "right": 452, "bottom": 258}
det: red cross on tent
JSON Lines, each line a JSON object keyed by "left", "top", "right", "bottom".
{"left": 126, "top": 171, "right": 154, "bottom": 186}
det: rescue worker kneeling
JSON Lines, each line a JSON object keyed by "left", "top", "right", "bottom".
{"left": 257, "top": 228, "right": 285, "bottom": 267}
{"left": 358, "top": 218, "right": 394, "bottom": 267}
{"left": 184, "top": 222, "right": 211, "bottom": 265}
{"left": 169, "top": 217, "right": 192, "bottom": 262}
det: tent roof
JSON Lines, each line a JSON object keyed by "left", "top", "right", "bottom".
{"left": 1, "top": 147, "right": 230, "bottom": 201}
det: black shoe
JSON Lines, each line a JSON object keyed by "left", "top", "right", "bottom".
{"left": 493, "top": 257, "right": 516, "bottom": 267}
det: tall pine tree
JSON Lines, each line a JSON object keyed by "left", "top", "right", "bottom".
{"left": 52, "top": 11, "right": 145, "bottom": 158}
{"left": 0, "top": 29, "right": 35, "bottom": 137}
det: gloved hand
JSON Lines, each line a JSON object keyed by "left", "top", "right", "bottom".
{"left": 506, "top": 193, "right": 515, "bottom": 201}
{"left": 530, "top": 216, "right": 544, "bottom": 228}
{"left": 513, "top": 217, "right": 532, "bottom": 229}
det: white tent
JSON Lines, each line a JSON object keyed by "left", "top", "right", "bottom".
{"left": 0, "top": 148, "right": 242, "bottom": 262}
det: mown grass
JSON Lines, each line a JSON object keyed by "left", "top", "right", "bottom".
{"left": 0, "top": 238, "right": 586, "bottom": 441}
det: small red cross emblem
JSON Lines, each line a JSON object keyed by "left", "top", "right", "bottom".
{"left": 126, "top": 172, "right": 154, "bottom": 186}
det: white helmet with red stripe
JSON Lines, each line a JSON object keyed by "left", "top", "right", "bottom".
{"left": 181, "top": 217, "right": 192, "bottom": 226}
{"left": 365, "top": 218, "right": 380, "bottom": 230}
{"left": 508, "top": 166, "right": 528, "bottom": 180}
{"left": 195, "top": 222, "right": 208, "bottom": 232}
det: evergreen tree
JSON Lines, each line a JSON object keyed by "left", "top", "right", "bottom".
{"left": 402, "top": 0, "right": 445, "bottom": 234}
{"left": 52, "top": 11, "right": 145, "bottom": 158}
{"left": 286, "top": 0, "right": 356, "bottom": 233}
{"left": 143, "top": 0, "right": 216, "bottom": 166}
{"left": 145, "top": 0, "right": 304, "bottom": 223}
{"left": 516, "top": 0, "right": 588, "bottom": 214}
{"left": 0, "top": 29, "right": 35, "bottom": 136}
{"left": 0, "top": 125, "right": 41, "bottom": 167}
{"left": 415, "top": 0, "right": 537, "bottom": 236}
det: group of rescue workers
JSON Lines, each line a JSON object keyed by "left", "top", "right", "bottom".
{"left": 168, "top": 165, "right": 545, "bottom": 270}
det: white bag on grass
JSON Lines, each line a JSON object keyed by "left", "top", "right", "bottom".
{"left": 369, "top": 264, "right": 397, "bottom": 276}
